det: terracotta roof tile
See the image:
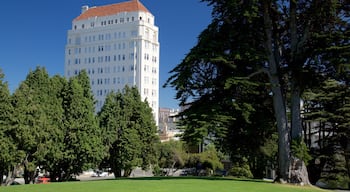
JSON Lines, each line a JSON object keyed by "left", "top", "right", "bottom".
{"left": 74, "top": 0, "right": 150, "bottom": 21}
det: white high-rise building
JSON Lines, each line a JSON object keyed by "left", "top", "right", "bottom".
{"left": 65, "top": 0, "right": 159, "bottom": 124}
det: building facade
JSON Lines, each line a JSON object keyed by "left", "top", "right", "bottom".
{"left": 158, "top": 108, "right": 181, "bottom": 141}
{"left": 65, "top": 0, "right": 159, "bottom": 123}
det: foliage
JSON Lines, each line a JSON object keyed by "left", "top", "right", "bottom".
{"left": 98, "top": 86, "right": 159, "bottom": 177}
{"left": 165, "top": 0, "right": 350, "bottom": 182}
{"left": 8, "top": 68, "right": 104, "bottom": 183}
{"left": 156, "top": 140, "right": 187, "bottom": 175}
{"left": 11, "top": 67, "right": 56, "bottom": 184}
{"left": 229, "top": 157, "right": 253, "bottom": 179}
{"left": 0, "top": 69, "right": 19, "bottom": 185}
{"left": 303, "top": 78, "right": 350, "bottom": 187}
{"left": 53, "top": 71, "right": 104, "bottom": 181}
{"left": 185, "top": 144, "right": 224, "bottom": 176}
{"left": 291, "top": 139, "right": 312, "bottom": 166}
{"left": 260, "top": 133, "right": 278, "bottom": 162}
{"left": 318, "top": 149, "right": 350, "bottom": 189}
{"left": 197, "top": 144, "right": 223, "bottom": 172}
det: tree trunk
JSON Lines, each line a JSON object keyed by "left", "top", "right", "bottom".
{"left": 290, "top": 81, "right": 311, "bottom": 185}
{"left": 291, "top": 83, "right": 303, "bottom": 140}
{"left": 4, "top": 165, "right": 18, "bottom": 186}
{"left": 0, "top": 170, "right": 3, "bottom": 186}
{"left": 270, "top": 75, "right": 291, "bottom": 182}
{"left": 113, "top": 167, "right": 122, "bottom": 178}
{"left": 263, "top": 1, "right": 291, "bottom": 182}
{"left": 124, "top": 169, "right": 132, "bottom": 177}
{"left": 23, "top": 168, "right": 35, "bottom": 184}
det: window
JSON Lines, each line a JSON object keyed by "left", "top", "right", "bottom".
{"left": 152, "top": 90, "right": 156, "bottom": 96}
{"left": 131, "top": 30, "right": 137, "bottom": 37}
{"left": 152, "top": 67, "right": 157, "bottom": 73}
{"left": 144, "top": 76, "right": 149, "bottom": 84}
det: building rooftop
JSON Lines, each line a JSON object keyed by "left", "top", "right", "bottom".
{"left": 74, "top": 0, "right": 150, "bottom": 21}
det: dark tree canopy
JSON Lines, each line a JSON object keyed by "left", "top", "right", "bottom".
{"left": 166, "top": 0, "right": 350, "bottom": 183}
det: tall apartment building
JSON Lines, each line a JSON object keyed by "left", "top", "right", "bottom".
{"left": 64, "top": 0, "right": 159, "bottom": 123}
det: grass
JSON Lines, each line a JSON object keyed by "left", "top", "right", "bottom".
{"left": 0, "top": 177, "right": 330, "bottom": 192}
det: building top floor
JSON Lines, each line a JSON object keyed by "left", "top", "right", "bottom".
{"left": 71, "top": 0, "right": 155, "bottom": 31}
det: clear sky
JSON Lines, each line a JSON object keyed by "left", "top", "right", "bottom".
{"left": 0, "top": 0, "right": 212, "bottom": 109}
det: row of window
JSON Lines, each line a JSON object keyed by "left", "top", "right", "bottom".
{"left": 91, "top": 76, "right": 157, "bottom": 86}
{"left": 95, "top": 87, "right": 157, "bottom": 97}
{"left": 67, "top": 63, "right": 157, "bottom": 77}
{"left": 96, "top": 98, "right": 157, "bottom": 110}
{"left": 68, "top": 42, "right": 157, "bottom": 55}
{"left": 74, "top": 16, "right": 151, "bottom": 30}
{"left": 67, "top": 53, "right": 157, "bottom": 65}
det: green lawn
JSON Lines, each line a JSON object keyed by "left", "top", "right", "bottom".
{"left": 0, "top": 177, "right": 330, "bottom": 192}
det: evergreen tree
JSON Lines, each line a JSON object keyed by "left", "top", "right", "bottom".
{"left": 98, "top": 86, "right": 158, "bottom": 177}
{"left": 41, "top": 75, "right": 66, "bottom": 181}
{"left": 54, "top": 72, "right": 104, "bottom": 181}
{"left": 11, "top": 67, "right": 54, "bottom": 184}
{"left": 0, "top": 69, "right": 19, "bottom": 185}
{"left": 166, "top": 0, "right": 349, "bottom": 183}
{"left": 303, "top": 79, "right": 350, "bottom": 188}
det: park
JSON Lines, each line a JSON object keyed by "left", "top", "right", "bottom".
{"left": 1, "top": 0, "right": 350, "bottom": 190}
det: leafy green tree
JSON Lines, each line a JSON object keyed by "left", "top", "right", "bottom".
{"left": 185, "top": 144, "right": 223, "bottom": 176}
{"left": 0, "top": 69, "right": 19, "bottom": 186}
{"left": 166, "top": 0, "right": 349, "bottom": 183}
{"left": 155, "top": 140, "right": 187, "bottom": 176}
{"left": 52, "top": 71, "right": 104, "bottom": 181}
{"left": 11, "top": 67, "right": 55, "bottom": 184}
{"left": 40, "top": 75, "right": 66, "bottom": 181}
{"left": 98, "top": 86, "right": 158, "bottom": 177}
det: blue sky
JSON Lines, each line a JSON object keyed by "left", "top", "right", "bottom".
{"left": 0, "top": 0, "right": 212, "bottom": 109}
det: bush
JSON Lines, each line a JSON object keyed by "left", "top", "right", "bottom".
{"left": 229, "top": 158, "right": 253, "bottom": 178}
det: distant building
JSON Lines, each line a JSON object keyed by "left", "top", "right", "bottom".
{"left": 64, "top": 0, "right": 159, "bottom": 124}
{"left": 158, "top": 108, "right": 181, "bottom": 141}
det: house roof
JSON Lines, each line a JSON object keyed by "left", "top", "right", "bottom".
{"left": 74, "top": 0, "right": 150, "bottom": 21}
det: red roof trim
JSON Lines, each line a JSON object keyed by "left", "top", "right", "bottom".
{"left": 74, "top": 0, "right": 150, "bottom": 21}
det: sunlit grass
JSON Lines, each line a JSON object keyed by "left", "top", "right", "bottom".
{"left": 0, "top": 177, "right": 329, "bottom": 192}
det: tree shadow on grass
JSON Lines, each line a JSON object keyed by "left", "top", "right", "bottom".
{"left": 112, "top": 176, "right": 271, "bottom": 183}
